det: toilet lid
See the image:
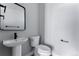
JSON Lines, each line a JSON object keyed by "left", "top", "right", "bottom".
{"left": 37, "top": 45, "right": 51, "bottom": 53}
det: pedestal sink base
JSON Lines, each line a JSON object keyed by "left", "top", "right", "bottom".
{"left": 12, "top": 45, "right": 22, "bottom": 56}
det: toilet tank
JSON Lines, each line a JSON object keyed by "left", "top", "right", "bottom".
{"left": 30, "top": 36, "right": 40, "bottom": 47}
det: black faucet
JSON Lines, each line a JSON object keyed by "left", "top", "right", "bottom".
{"left": 14, "top": 32, "right": 17, "bottom": 39}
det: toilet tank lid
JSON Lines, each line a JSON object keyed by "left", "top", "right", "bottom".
{"left": 30, "top": 36, "right": 40, "bottom": 39}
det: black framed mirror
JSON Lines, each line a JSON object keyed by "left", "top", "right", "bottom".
{"left": 0, "top": 3, "right": 26, "bottom": 31}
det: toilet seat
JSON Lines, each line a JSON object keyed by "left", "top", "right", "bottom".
{"left": 34, "top": 44, "right": 51, "bottom": 56}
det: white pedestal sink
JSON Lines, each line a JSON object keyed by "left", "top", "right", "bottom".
{"left": 12, "top": 45, "right": 22, "bottom": 56}
{"left": 3, "top": 38, "right": 28, "bottom": 56}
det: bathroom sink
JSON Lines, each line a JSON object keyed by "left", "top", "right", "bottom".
{"left": 3, "top": 38, "right": 28, "bottom": 56}
{"left": 3, "top": 38, "right": 28, "bottom": 47}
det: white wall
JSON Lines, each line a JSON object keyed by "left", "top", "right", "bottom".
{"left": 0, "top": 3, "right": 39, "bottom": 56}
{"left": 45, "top": 3, "right": 79, "bottom": 56}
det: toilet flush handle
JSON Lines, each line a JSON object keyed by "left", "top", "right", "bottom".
{"left": 60, "top": 39, "right": 69, "bottom": 43}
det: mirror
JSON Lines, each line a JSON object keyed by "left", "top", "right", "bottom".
{"left": 0, "top": 3, "right": 26, "bottom": 31}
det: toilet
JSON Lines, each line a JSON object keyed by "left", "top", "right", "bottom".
{"left": 30, "top": 36, "right": 52, "bottom": 56}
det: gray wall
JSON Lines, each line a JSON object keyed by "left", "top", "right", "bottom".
{"left": 38, "top": 3, "right": 45, "bottom": 43}
{"left": 0, "top": 3, "right": 39, "bottom": 56}
{"left": 21, "top": 3, "right": 39, "bottom": 56}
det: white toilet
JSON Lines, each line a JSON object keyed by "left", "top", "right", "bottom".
{"left": 30, "top": 36, "right": 52, "bottom": 56}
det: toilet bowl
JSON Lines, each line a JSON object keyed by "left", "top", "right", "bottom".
{"left": 30, "top": 36, "right": 52, "bottom": 56}
{"left": 34, "top": 44, "right": 51, "bottom": 56}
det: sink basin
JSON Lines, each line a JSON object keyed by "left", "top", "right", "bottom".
{"left": 3, "top": 38, "right": 28, "bottom": 47}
